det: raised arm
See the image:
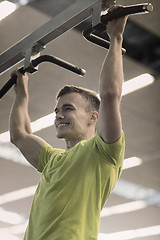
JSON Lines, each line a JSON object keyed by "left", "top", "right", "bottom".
{"left": 10, "top": 70, "right": 47, "bottom": 169}
{"left": 97, "top": 6, "right": 128, "bottom": 144}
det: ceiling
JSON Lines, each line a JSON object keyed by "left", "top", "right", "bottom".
{"left": 0, "top": 0, "right": 160, "bottom": 239}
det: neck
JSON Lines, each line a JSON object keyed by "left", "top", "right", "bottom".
{"left": 65, "top": 130, "right": 95, "bottom": 149}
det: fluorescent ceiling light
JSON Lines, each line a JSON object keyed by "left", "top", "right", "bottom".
{"left": 113, "top": 179, "right": 160, "bottom": 206}
{"left": 123, "top": 157, "right": 142, "bottom": 169}
{"left": 0, "top": 113, "right": 55, "bottom": 143}
{"left": 97, "top": 73, "right": 154, "bottom": 99}
{"left": 0, "top": 221, "right": 28, "bottom": 235}
{"left": 100, "top": 200, "right": 147, "bottom": 217}
{"left": 0, "top": 207, "right": 25, "bottom": 224}
{"left": 19, "top": 0, "right": 30, "bottom": 5}
{"left": 0, "top": 1, "right": 17, "bottom": 21}
{"left": 0, "top": 185, "right": 37, "bottom": 205}
{"left": 31, "top": 112, "right": 55, "bottom": 132}
{"left": 98, "top": 225, "right": 160, "bottom": 240}
{"left": 122, "top": 73, "right": 154, "bottom": 96}
{"left": 0, "top": 131, "right": 10, "bottom": 142}
{"left": 0, "top": 142, "right": 29, "bottom": 165}
{"left": 0, "top": 233, "right": 20, "bottom": 240}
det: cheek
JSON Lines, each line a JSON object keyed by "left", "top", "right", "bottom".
{"left": 70, "top": 112, "right": 90, "bottom": 127}
{"left": 77, "top": 117, "right": 89, "bottom": 128}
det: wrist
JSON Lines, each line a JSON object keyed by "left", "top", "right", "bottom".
{"left": 109, "top": 35, "right": 123, "bottom": 51}
{"left": 109, "top": 34, "right": 123, "bottom": 43}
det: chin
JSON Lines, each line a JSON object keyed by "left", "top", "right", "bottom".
{"left": 56, "top": 133, "right": 64, "bottom": 139}
{"left": 56, "top": 131, "right": 69, "bottom": 139}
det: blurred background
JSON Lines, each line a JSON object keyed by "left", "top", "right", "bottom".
{"left": 0, "top": 0, "right": 160, "bottom": 239}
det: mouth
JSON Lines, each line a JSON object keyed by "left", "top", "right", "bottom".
{"left": 56, "top": 122, "right": 70, "bottom": 129}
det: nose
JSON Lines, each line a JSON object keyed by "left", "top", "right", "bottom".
{"left": 55, "top": 110, "right": 64, "bottom": 120}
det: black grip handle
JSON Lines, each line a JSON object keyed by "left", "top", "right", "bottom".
{"left": 0, "top": 67, "right": 25, "bottom": 99}
{"left": 0, "top": 55, "right": 86, "bottom": 100}
{"left": 32, "top": 55, "right": 86, "bottom": 77}
{"left": 83, "top": 24, "right": 126, "bottom": 54}
{"left": 0, "top": 75, "right": 17, "bottom": 99}
{"left": 101, "top": 3, "right": 153, "bottom": 24}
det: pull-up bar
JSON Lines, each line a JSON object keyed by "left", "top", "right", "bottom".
{"left": 83, "top": 3, "right": 153, "bottom": 53}
{"left": 0, "top": 0, "right": 114, "bottom": 75}
{"left": 0, "top": 1, "right": 153, "bottom": 99}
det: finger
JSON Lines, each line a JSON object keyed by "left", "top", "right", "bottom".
{"left": 11, "top": 68, "right": 26, "bottom": 79}
{"left": 108, "top": 4, "right": 123, "bottom": 12}
{"left": 11, "top": 68, "right": 22, "bottom": 78}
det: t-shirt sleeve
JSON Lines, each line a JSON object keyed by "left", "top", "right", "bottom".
{"left": 37, "top": 144, "right": 62, "bottom": 173}
{"left": 95, "top": 130, "right": 125, "bottom": 168}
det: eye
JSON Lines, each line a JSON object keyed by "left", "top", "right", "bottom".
{"left": 65, "top": 107, "right": 72, "bottom": 111}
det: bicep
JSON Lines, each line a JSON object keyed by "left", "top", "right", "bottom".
{"left": 97, "top": 95, "right": 122, "bottom": 144}
{"left": 14, "top": 134, "right": 47, "bottom": 169}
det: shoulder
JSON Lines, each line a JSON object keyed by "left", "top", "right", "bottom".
{"left": 38, "top": 144, "right": 64, "bottom": 172}
{"left": 87, "top": 130, "right": 125, "bottom": 167}
{"left": 84, "top": 130, "right": 124, "bottom": 150}
{"left": 96, "top": 130, "right": 125, "bottom": 151}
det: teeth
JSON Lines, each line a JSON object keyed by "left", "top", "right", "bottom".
{"left": 58, "top": 123, "right": 68, "bottom": 128}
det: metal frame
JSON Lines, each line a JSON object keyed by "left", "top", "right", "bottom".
{"left": 0, "top": 0, "right": 114, "bottom": 75}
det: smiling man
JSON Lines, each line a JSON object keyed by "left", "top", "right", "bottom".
{"left": 54, "top": 87, "right": 99, "bottom": 148}
{"left": 9, "top": 5, "right": 127, "bottom": 240}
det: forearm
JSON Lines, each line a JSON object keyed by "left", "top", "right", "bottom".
{"left": 97, "top": 6, "right": 128, "bottom": 143}
{"left": 10, "top": 80, "right": 32, "bottom": 143}
{"left": 99, "top": 35, "right": 123, "bottom": 99}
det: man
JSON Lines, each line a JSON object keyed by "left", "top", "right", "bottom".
{"left": 10, "top": 5, "right": 127, "bottom": 240}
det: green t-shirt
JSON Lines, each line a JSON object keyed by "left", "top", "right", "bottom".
{"left": 24, "top": 131, "right": 125, "bottom": 240}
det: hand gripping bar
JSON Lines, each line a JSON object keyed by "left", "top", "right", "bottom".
{"left": 83, "top": 3, "right": 153, "bottom": 52}
{"left": 0, "top": 55, "right": 86, "bottom": 99}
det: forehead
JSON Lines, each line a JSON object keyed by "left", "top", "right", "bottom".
{"left": 55, "top": 92, "right": 87, "bottom": 109}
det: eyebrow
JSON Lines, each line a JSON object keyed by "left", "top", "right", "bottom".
{"left": 54, "top": 104, "right": 75, "bottom": 113}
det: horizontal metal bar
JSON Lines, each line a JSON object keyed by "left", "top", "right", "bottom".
{"left": 0, "top": 0, "right": 114, "bottom": 75}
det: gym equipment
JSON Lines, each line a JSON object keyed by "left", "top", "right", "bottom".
{"left": 0, "top": 1, "right": 153, "bottom": 99}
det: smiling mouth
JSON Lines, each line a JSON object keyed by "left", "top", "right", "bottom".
{"left": 57, "top": 123, "right": 70, "bottom": 128}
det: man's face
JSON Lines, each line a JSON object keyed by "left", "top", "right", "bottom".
{"left": 54, "top": 92, "right": 92, "bottom": 142}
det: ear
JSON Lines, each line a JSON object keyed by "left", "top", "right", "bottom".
{"left": 88, "top": 111, "right": 98, "bottom": 125}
